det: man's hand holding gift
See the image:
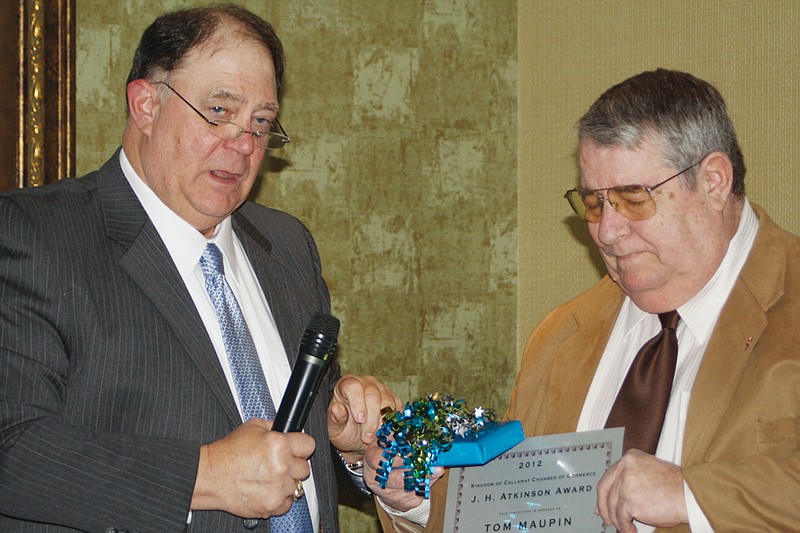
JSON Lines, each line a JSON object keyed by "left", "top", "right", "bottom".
{"left": 365, "top": 440, "right": 445, "bottom": 513}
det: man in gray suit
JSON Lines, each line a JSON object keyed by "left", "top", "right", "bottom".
{"left": 0, "top": 5, "right": 397, "bottom": 532}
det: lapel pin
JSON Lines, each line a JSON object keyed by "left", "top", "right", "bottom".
{"left": 744, "top": 336, "right": 753, "bottom": 349}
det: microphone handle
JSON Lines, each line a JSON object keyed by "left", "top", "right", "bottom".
{"left": 272, "top": 351, "right": 329, "bottom": 433}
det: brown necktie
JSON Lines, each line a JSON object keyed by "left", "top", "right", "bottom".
{"left": 605, "top": 310, "right": 680, "bottom": 454}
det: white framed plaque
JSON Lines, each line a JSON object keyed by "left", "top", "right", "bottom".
{"left": 443, "top": 428, "right": 623, "bottom": 532}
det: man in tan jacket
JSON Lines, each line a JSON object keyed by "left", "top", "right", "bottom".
{"left": 370, "top": 69, "right": 800, "bottom": 532}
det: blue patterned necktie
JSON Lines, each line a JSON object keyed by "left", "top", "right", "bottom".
{"left": 199, "top": 243, "right": 313, "bottom": 532}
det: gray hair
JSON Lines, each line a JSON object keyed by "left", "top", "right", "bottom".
{"left": 578, "top": 69, "right": 745, "bottom": 197}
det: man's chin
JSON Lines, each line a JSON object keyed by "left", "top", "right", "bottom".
{"left": 624, "top": 288, "right": 678, "bottom": 314}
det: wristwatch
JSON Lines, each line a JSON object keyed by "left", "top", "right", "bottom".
{"left": 337, "top": 450, "right": 364, "bottom": 477}
{"left": 337, "top": 450, "right": 371, "bottom": 495}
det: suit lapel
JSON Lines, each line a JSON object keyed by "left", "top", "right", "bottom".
{"left": 682, "top": 283, "right": 767, "bottom": 464}
{"left": 97, "top": 153, "right": 241, "bottom": 426}
{"left": 232, "top": 210, "right": 301, "bottom": 365}
{"left": 682, "top": 204, "right": 786, "bottom": 465}
{"left": 540, "top": 278, "right": 624, "bottom": 435}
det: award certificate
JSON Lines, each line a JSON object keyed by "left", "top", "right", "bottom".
{"left": 443, "top": 427, "right": 623, "bottom": 532}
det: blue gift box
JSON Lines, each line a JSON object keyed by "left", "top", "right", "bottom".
{"left": 432, "top": 420, "right": 525, "bottom": 467}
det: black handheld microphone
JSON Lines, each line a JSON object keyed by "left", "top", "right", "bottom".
{"left": 272, "top": 313, "right": 340, "bottom": 433}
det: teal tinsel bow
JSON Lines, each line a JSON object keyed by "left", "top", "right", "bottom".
{"left": 375, "top": 392, "right": 495, "bottom": 498}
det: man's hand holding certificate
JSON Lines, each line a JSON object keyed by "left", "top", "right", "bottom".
{"left": 443, "top": 428, "right": 623, "bottom": 532}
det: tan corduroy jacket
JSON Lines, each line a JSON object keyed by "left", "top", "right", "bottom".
{"left": 379, "top": 203, "right": 800, "bottom": 532}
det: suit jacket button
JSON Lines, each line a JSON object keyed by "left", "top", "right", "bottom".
{"left": 243, "top": 518, "right": 258, "bottom": 529}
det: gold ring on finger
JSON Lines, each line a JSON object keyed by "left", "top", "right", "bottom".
{"left": 292, "top": 479, "right": 304, "bottom": 501}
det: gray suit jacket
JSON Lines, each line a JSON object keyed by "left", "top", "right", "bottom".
{"left": 0, "top": 151, "right": 345, "bottom": 532}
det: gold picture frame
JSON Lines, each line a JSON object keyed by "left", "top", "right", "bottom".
{"left": 1, "top": 0, "right": 75, "bottom": 191}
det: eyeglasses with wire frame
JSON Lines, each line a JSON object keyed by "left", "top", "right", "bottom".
{"left": 155, "top": 81, "right": 290, "bottom": 150}
{"left": 563, "top": 159, "right": 702, "bottom": 222}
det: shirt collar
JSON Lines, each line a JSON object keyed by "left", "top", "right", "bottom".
{"left": 678, "top": 199, "right": 758, "bottom": 344}
{"left": 206, "top": 220, "right": 241, "bottom": 284}
{"left": 118, "top": 148, "right": 236, "bottom": 279}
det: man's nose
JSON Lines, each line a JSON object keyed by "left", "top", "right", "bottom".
{"left": 594, "top": 197, "right": 629, "bottom": 245}
{"left": 225, "top": 129, "right": 257, "bottom": 155}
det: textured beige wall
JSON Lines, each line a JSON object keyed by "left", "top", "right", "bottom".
{"left": 76, "top": 1, "right": 517, "bottom": 531}
{"left": 518, "top": 1, "right": 800, "bottom": 358}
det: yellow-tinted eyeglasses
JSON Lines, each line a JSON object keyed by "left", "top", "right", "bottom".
{"left": 564, "top": 160, "right": 701, "bottom": 222}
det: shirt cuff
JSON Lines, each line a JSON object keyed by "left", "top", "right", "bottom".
{"left": 377, "top": 496, "right": 430, "bottom": 526}
{"left": 684, "top": 481, "right": 714, "bottom": 532}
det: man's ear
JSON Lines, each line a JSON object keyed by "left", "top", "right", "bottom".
{"left": 701, "top": 152, "right": 734, "bottom": 212}
{"left": 126, "top": 79, "right": 160, "bottom": 136}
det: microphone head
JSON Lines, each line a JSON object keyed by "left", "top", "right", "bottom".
{"left": 301, "top": 313, "right": 340, "bottom": 360}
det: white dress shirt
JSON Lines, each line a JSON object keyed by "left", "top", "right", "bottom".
{"left": 577, "top": 199, "right": 759, "bottom": 532}
{"left": 120, "top": 149, "right": 320, "bottom": 531}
